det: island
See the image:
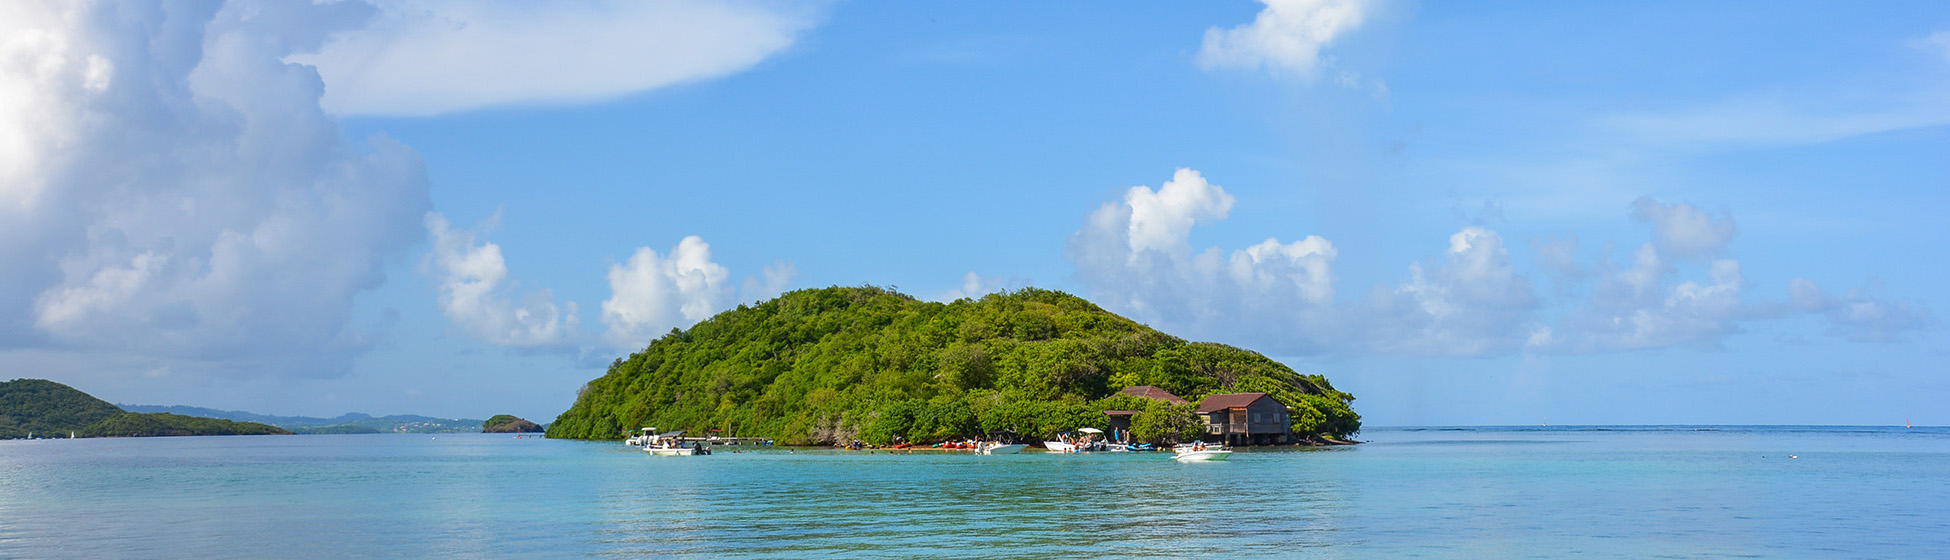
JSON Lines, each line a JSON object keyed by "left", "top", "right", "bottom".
{"left": 482, "top": 415, "right": 543, "bottom": 433}
{"left": 1, "top": 379, "right": 290, "bottom": 438}
{"left": 548, "top": 286, "right": 1359, "bottom": 446}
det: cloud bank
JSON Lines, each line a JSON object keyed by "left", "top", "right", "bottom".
{"left": 1067, "top": 169, "right": 1929, "bottom": 357}
{"left": 289, "top": 0, "right": 824, "bottom": 116}
{"left": 0, "top": 1, "right": 430, "bottom": 378}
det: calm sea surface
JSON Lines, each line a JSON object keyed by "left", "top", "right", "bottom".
{"left": 2, "top": 426, "right": 1946, "bottom": 559}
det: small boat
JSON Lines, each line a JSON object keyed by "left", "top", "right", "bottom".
{"left": 1044, "top": 428, "right": 1107, "bottom": 453}
{"left": 1171, "top": 442, "right": 1231, "bottom": 462}
{"left": 634, "top": 429, "right": 709, "bottom": 456}
{"left": 979, "top": 442, "right": 1027, "bottom": 455}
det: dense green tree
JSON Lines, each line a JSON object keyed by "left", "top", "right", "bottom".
{"left": 1130, "top": 402, "right": 1205, "bottom": 444}
{"left": 76, "top": 413, "right": 290, "bottom": 437}
{"left": 548, "top": 286, "right": 1359, "bottom": 443}
{"left": 0, "top": 378, "right": 125, "bottom": 438}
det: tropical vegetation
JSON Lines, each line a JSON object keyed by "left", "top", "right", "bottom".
{"left": 548, "top": 286, "right": 1358, "bottom": 445}
{"left": 2, "top": 379, "right": 290, "bottom": 438}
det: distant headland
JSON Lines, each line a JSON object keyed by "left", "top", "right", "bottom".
{"left": 1, "top": 379, "right": 289, "bottom": 438}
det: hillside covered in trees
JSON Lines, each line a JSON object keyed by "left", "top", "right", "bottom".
{"left": 548, "top": 287, "right": 1358, "bottom": 445}
{"left": 1, "top": 379, "right": 290, "bottom": 438}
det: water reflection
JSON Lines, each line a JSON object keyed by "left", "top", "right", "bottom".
{"left": 584, "top": 449, "right": 1354, "bottom": 558}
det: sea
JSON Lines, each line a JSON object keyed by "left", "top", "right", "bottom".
{"left": 1, "top": 426, "right": 1945, "bottom": 559}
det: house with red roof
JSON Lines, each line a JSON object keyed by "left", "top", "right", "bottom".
{"left": 1195, "top": 392, "right": 1292, "bottom": 446}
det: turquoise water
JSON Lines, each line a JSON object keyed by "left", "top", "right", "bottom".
{"left": 2, "top": 427, "right": 1945, "bottom": 559}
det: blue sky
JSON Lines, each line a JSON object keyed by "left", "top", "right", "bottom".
{"left": 3, "top": 1, "right": 1945, "bottom": 426}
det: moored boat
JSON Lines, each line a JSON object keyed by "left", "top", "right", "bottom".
{"left": 634, "top": 429, "right": 709, "bottom": 456}
{"left": 1171, "top": 442, "right": 1231, "bottom": 462}
{"left": 979, "top": 443, "right": 1027, "bottom": 455}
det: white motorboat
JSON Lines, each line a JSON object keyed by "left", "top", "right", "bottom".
{"left": 1172, "top": 449, "right": 1232, "bottom": 462}
{"left": 979, "top": 443, "right": 1027, "bottom": 455}
{"left": 1171, "top": 442, "right": 1231, "bottom": 462}
{"left": 625, "top": 427, "right": 657, "bottom": 447}
{"left": 1044, "top": 429, "right": 1108, "bottom": 453}
{"left": 634, "top": 429, "right": 709, "bottom": 456}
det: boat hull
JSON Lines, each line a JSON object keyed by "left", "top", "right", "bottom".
{"left": 1172, "top": 450, "right": 1232, "bottom": 462}
{"left": 980, "top": 444, "right": 1027, "bottom": 455}
{"left": 644, "top": 447, "right": 697, "bottom": 456}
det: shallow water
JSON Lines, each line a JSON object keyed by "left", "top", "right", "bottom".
{"left": 2, "top": 426, "right": 1945, "bottom": 559}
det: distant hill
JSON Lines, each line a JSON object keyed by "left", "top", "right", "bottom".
{"left": 2, "top": 379, "right": 289, "bottom": 438}
{"left": 78, "top": 413, "right": 290, "bottom": 437}
{"left": 483, "top": 415, "right": 543, "bottom": 433}
{"left": 1, "top": 379, "right": 124, "bottom": 438}
{"left": 549, "top": 286, "right": 1359, "bottom": 444}
{"left": 119, "top": 404, "right": 484, "bottom": 434}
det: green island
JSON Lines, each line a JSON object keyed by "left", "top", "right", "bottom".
{"left": 1, "top": 379, "right": 290, "bottom": 438}
{"left": 483, "top": 414, "right": 544, "bottom": 433}
{"left": 548, "top": 286, "right": 1359, "bottom": 445}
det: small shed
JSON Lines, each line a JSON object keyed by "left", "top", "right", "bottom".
{"left": 1195, "top": 393, "right": 1292, "bottom": 446}
{"left": 1103, "top": 410, "right": 1142, "bottom": 433}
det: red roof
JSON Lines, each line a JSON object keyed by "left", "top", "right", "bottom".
{"left": 1195, "top": 392, "right": 1276, "bottom": 413}
{"left": 1119, "top": 385, "right": 1188, "bottom": 405}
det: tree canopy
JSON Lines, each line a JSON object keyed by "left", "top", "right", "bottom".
{"left": 547, "top": 286, "right": 1359, "bottom": 444}
{"left": 2, "top": 379, "right": 291, "bottom": 438}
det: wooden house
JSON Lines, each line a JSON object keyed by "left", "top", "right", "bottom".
{"left": 1195, "top": 392, "right": 1292, "bottom": 446}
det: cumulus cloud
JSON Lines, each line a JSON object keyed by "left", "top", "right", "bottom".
{"left": 424, "top": 213, "right": 577, "bottom": 348}
{"left": 1, "top": 1, "right": 429, "bottom": 377}
{"left": 288, "top": 0, "right": 823, "bottom": 116}
{"left": 1789, "top": 278, "right": 1931, "bottom": 342}
{"left": 1630, "top": 196, "right": 1735, "bottom": 260}
{"left": 601, "top": 237, "right": 796, "bottom": 349}
{"left": 1068, "top": 168, "right": 1342, "bottom": 353}
{"left": 1196, "top": 0, "right": 1369, "bottom": 75}
{"left": 1068, "top": 179, "right": 1917, "bottom": 358}
{"left": 1366, "top": 227, "right": 1541, "bottom": 356}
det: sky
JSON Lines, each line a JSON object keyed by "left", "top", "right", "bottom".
{"left": 3, "top": 0, "right": 1945, "bottom": 426}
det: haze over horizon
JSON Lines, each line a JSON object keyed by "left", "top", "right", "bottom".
{"left": 3, "top": 1, "right": 1943, "bottom": 426}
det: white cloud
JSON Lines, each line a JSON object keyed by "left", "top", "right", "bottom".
{"left": 601, "top": 236, "right": 794, "bottom": 349}
{"left": 424, "top": 212, "right": 577, "bottom": 348}
{"left": 1365, "top": 227, "right": 1541, "bottom": 356}
{"left": 1789, "top": 278, "right": 1931, "bottom": 342}
{"left": 1068, "top": 168, "right": 1342, "bottom": 353}
{"left": 1069, "top": 182, "right": 1922, "bottom": 357}
{"left": 1124, "top": 168, "right": 1235, "bottom": 256}
{"left": 1630, "top": 197, "right": 1735, "bottom": 260}
{"left": 288, "top": 0, "right": 823, "bottom": 116}
{"left": 0, "top": 1, "right": 429, "bottom": 378}
{"left": 1569, "top": 258, "right": 1751, "bottom": 351}
{"left": 1196, "top": 0, "right": 1369, "bottom": 75}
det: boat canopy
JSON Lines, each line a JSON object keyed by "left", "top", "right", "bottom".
{"left": 1078, "top": 428, "right": 1104, "bottom": 434}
